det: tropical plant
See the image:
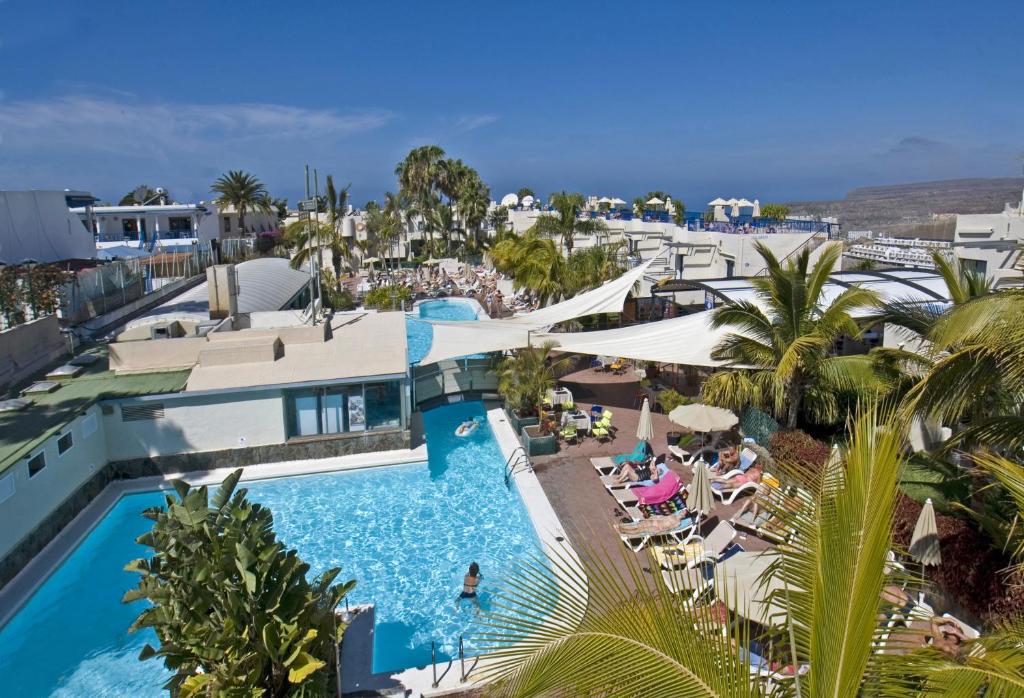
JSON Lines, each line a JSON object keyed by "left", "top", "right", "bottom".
{"left": 0, "top": 265, "right": 26, "bottom": 326}
{"left": 271, "top": 197, "right": 289, "bottom": 220}
{"left": 672, "top": 200, "right": 686, "bottom": 226}
{"left": 320, "top": 268, "right": 355, "bottom": 310}
{"left": 759, "top": 203, "right": 791, "bottom": 221}
{"left": 496, "top": 342, "right": 570, "bottom": 417}
{"left": 700, "top": 242, "right": 881, "bottom": 427}
{"left": 363, "top": 284, "right": 412, "bottom": 310}
{"left": 477, "top": 408, "right": 1024, "bottom": 696}
{"left": 489, "top": 205, "right": 509, "bottom": 230}
{"left": 633, "top": 195, "right": 646, "bottom": 218}
{"left": 767, "top": 428, "right": 832, "bottom": 476}
{"left": 211, "top": 170, "right": 273, "bottom": 237}
{"left": 123, "top": 469, "right": 354, "bottom": 697}
{"left": 657, "top": 387, "right": 690, "bottom": 413}
{"left": 564, "top": 242, "right": 625, "bottom": 295}
{"left": 527, "top": 191, "right": 605, "bottom": 255}
{"left": 516, "top": 187, "right": 535, "bottom": 201}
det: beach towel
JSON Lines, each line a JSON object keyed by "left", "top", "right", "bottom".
{"left": 633, "top": 469, "right": 682, "bottom": 506}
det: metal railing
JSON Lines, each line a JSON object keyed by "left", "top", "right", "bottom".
{"left": 431, "top": 635, "right": 478, "bottom": 688}
{"left": 504, "top": 445, "right": 532, "bottom": 487}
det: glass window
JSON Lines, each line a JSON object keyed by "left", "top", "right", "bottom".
{"left": 365, "top": 381, "right": 401, "bottom": 430}
{"left": 321, "top": 390, "right": 345, "bottom": 433}
{"left": 168, "top": 216, "right": 192, "bottom": 234}
{"left": 223, "top": 216, "right": 232, "bottom": 233}
{"left": 28, "top": 453, "right": 46, "bottom": 477}
{"left": 292, "top": 392, "right": 320, "bottom": 436}
{"left": 57, "top": 432, "right": 74, "bottom": 455}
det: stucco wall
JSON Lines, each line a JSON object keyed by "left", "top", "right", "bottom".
{"left": 0, "top": 315, "right": 67, "bottom": 390}
{"left": 103, "top": 389, "right": 288, "bottom": 460}
{"left": 0, "top": 405, "right": 108, "bottom": 562}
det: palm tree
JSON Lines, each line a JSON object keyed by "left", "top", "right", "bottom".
{"left": 700, "top": 242, "right": 880, "bottom": 428}
{"left": 528, "top": 191, "right": 606, "bottom": 255}
{"left": 321, "top": 175, "right": 352, "bottom": 284}
{"left": 478, "top": 408, "right": 1024, "bottom": 696}
{"left": 501, "top": 234, "right": 568, "bottom": 306}
{"left": 458, "top": 174, "right": 490, "bottom": 253}
{"left": 565, "top": 243, "right": 625, "bottom": 296}
{"left": 211, "top": 171, "right": 272, "bottom": 237}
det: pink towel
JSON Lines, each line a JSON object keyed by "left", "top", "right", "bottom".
{"left": 633, "top": 470, "right": 682, "bottom": 506}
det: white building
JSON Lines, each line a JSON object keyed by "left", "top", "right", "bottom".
{"left": 74, "top": 202, "right": 281, "bottom": 250}
{"left": 951, "top": 191, "right": 1024, "bottom": 287}
{"left": 0, "top": 190, "right": 98, "bottom": 263}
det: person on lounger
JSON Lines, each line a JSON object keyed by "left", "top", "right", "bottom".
{"left": 881, "top": 585, "right": 968, "bottom": 658}
{"left": 614, "top": 509, "right": 690, "bottom": 536}
{"left": 612, "top": 458, "right": 658, "bottom": 485}
{"left": 711, "top": 465, "right": 763, "bottom": 488}
{"left": 710, "top": 444, "right": 740, "bottom": 473}
{"left": 456, "top": 562, "right": 482, "bottom": 610}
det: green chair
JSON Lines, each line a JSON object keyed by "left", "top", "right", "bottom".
{"left": 602, "top": 410, "right": 613, "bottom": 421}
{"left": 592, "top": 425, "right": 611, "bottom": 442}
{"left": 559, "top": 424, "right": 578, "bottom": 445}
{"left": 563, "top": 400, "right": 574, "bottom": 410}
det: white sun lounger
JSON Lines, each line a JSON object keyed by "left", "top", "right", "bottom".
{"left": 660, "top": 563, "right": 713, "bottom": 600}
{"left": 619, "top": 513, "right": 695, "bottom": 552}
{"left": 590, "top": 456, "right": 616, "bottom": 476}
{"left": 712, "top": 479, "right": 761, "bottom": 505}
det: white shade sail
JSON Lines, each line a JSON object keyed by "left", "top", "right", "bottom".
{"left": 419, "top": 258, "right": 655, "bottom": 364}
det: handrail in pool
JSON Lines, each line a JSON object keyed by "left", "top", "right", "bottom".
{"left": 460, "top": 635, "right": 479, "bottom": 682}
{"left": 430, "top": 640, "right": 454, "bottom": 688}
{"left": 503, "top": 446, "right": 531, "bottom": 487}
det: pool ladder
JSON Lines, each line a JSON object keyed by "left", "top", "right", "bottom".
{"left": 503, "top": 446, "right": 532, "bottom": 487}
{"left": 431, "top": 635, "right": 479, "bottom": 688}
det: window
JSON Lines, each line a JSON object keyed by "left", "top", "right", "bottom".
{"left": 286, "top": 381, "right": 401, "bottom": 438}
{"left": 28, "top": 453, "right": 46, "bottom": 477}
{"left": 961, "top": 258, "right": 987, "bottom": 278}
{"left": 122, "top": 218, "right": 140, "bottom": 240}
{"left": 168, "top": 216, "right": 192, "bottom": 235}
{"left": 57, "top": 432, "right": 74, "bottom": 455}
{"left": 0, "top": 472, "right": 14, "bottom": 504}
{"left": 82, "top": 413, "right": 98, "bottom": 438}
{"left": 223, "top": 216, "right": 232, "bottom": 233}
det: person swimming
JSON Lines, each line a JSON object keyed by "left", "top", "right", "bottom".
{"left": 457, "top": 562, "right": 482, "bottom": 610}
{"left": 455, "top": 419, "right": 479, "bottom": 436}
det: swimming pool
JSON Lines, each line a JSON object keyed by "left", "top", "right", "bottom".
{"left": 0, "top": 401, "right": 543, "bottom": 695}
{"left": 406, "top": 299, "right": 483, "bottom": 364}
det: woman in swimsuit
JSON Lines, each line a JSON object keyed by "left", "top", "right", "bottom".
{"left": 612, "top": 458, "right": 657, "bottom": 485}
{"left": 457, "top": 562, "right": 482, "bottom": 610}
{"left": 711, "top": 465, "right": 762, "bottom": 487}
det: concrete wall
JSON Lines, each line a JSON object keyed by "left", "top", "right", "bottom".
{"left": 0, "top": 405, "right": 108, "bottom": 563}
{"left": 108, "top": 336, "right": 207, "bottom": 372}
{"left": 0, "top": 315, "right": 67, "bottom": 390}
{"left": 104, "top": 389, "right": 288, "bottom": 460}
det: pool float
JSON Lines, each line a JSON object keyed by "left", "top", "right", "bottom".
{"left": 455, "top": 420, "right": 479, "bottom": 437}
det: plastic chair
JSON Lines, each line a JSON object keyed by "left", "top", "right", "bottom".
{"left": 602, "top": 410, "right": 613, "bottom": 421}
{"left": 592, "top": 426, "right": 610, "bottom": 442}
{"left": 559, "top": 425, "right": 578, "bottom": 445}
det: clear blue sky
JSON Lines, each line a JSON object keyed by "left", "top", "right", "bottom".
{"left": 1, "top": 0, "right": 1021, "bottom": 207}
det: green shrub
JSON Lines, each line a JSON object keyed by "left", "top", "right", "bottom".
{"left": 658, "top": 388, "right": 691, "bottom": 414}
{"left": 124, "top": 470, "right": 354, "bottom": 695}
{"left": 364, "top": 284, "right": 412, "bottom": 310}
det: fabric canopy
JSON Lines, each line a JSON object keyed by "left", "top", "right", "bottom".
{"left": 420, "top": 258, "right": 655, "bottom": 363}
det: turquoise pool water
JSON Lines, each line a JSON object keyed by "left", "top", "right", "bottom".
{"left": 406, "top": 299, "right": 481, "bottom": 364}
{"left": 0, "top": 401, "right": 542, "bottom": 695}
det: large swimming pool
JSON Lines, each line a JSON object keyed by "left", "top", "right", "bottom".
{"left": 0, "top": 401, "right": 543, "bottom": 695}
{"left": 406, "top": 299, "right": 482, "bottom": 364}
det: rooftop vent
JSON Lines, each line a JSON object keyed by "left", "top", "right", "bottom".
{"left": 121, "top": 403, "right": 165, "bottom": 421}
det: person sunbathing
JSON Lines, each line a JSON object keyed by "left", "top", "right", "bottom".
{"left": 612, "top": 458, "right": 658, "bottom": 485}
{"left": 711, "top": 465, "right": 763, "bottom": 488}
{"left": 614, "top": 509, "right": 690, "bottom": 536}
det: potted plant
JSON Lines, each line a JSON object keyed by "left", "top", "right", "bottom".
{"left": 497, "top": 342, "right": 569, "bottom": 455}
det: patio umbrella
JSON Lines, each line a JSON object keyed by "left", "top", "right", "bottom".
{"left": 636, "top": 398, "right": 654, "bottom": 443}
{"left": 361, "top": 257, "right": 380, "bottom": 265}
{"left": 686, "top": 461, "right": 715, "bottom": 519}
{"left": 668, "top": 403, "right": 738, "bottom": 434}
{"left": 909, "top": 498, "right": 941, "bottom": 567}
{"left": 646, "top": 197, "right": 665, "bottom": 206}
{"left": 610, "top": 197, "right": 627, "bottom": 206}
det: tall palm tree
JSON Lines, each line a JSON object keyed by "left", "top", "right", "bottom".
{"left": 700, "top": 242, "right": 880, "bottom": 428}
{"left": 321, "top": 175, "right": 352, "bottom": 284}
{"left": 565, "top": 242, "right": 626, "bottom": 296}
{"left": 529, "top": 191, "right": 606, "bottom": 255}
{"left": 211, "top": 171, "right": 272, "bottom": 237}
{"left": 458, "top": 174, "right": 490, "bottom": 252}
{"left": 478, "top": 408, "right": 1024, "bottom": 696}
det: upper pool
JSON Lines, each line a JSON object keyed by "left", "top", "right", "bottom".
{"left": 0, "top": 401, "right": 543, "bottom": 696}
{"left": 406, "top": 299, "right": 483, "bottom": 364}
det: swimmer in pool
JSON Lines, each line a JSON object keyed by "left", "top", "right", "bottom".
{"left": 456, "top": 562, "right": 482, "bottom": 611}
{"left": 455, "top": 420, "right": 479, "bottom": 436}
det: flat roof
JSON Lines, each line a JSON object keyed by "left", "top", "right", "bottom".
{"left": 0, "top": 348, "right": 189, "bottom": 474}
{"left": 184, "top": 312, "right": 408, "bottom": 392}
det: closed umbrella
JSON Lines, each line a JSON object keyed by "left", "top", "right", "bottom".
{"left": 686, "top": 461, "right": 716, "bottom": 530}
{"left": 910, "top": 498, "right": 941, "bottom": 567}
{"left": 668, "top": 403, "right": 738, "bottom": 434}
{"left": 636, "top": 398, "right": 654, "bottom": 443}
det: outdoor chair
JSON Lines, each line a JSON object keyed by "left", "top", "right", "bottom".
{"left": 559, "top": 424, "right": 578, "bottom": 445}
{"left": 592, "top": 425, "right": 611, "bottom": 442}
{"left": 659, "top": 561, "right": 714, "bottom": 600}
{"left": 715, "top": 447, "right": 759, "bottom": 478}
{"left": 654, "top": 520, "right": 738, "bottom": 570}
{"left": 712, "top": 477, "right": 763, "bottom": 505}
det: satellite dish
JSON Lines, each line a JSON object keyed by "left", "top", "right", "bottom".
{"left": 521, "top": 195, "right": 535, "bottom": 208}
{"left": 500, "top": 193, "right": 519, "bottom": 207}
{"left": 155, "top": 187, "right": 166, "bottom": 195}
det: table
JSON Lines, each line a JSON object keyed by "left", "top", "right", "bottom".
{"left": 549, "top": 388, "right": 574, "bottom": 406}
{"left": 560, "top": 410, "right": 591, "bottom": 433}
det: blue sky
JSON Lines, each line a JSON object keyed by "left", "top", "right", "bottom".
{"left": 0, "top": 0, "right": 1021, "bottom": 207}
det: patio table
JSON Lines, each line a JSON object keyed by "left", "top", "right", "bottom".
{"left": 549, "top": 388, "right": 574, "bottom": 406}
{"left": 561, "top": 410, "right": 591, "bottom": 433}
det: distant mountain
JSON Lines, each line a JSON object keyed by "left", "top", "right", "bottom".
{"left": 788, "top": 177, "right": 1024, "bottom": 239}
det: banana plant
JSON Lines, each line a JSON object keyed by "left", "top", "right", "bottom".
{"left": 124, "top": 469, "right": 355, "bottom": 697}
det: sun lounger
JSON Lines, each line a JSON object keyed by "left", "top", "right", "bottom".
{"left": 654, "top": 521, "right": 738, "bottom": 569}
{"left": 659, "top": 562, "right": 713, "bottom": 599}
{"left": 740, "top": 646, "right": 811, "bottom": 681}
{"left": 590, "top": 456, "right": 616, "bottom": 476}
{"left": 715, "top": 447, "right": 759, "bottom": 479}
{"left": 599, "top": 462, "right": 668, "bottom": 491}
{"left": 712, "top": 479, "right": 761, "bottom": 505}
{"left": 620, "top": 514, "right": 696, "bottom": 552}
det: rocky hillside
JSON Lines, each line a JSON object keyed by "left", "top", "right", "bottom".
{"left": 789, "top": 177, "right": 1024, "bottom": 239}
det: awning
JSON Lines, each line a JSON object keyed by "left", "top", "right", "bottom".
{"left": 419, "top": 258, "right": 655, "bottom": 364}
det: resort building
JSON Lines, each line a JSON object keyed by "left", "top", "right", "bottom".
{"left": 75, "top": 201, "right": 281, "bottom": 250}
{"left": 950, "top": 191, "right": 1024, "bottom": 287}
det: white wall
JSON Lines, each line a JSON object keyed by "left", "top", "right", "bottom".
{"left": 0, "top": 190, "right": 97, "bottom": 263}
{"left": 104, "top": 389, "right": 288, "bottom": 461}
{"left": 0, "top": 406, "right": 108, "bottom": 560}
